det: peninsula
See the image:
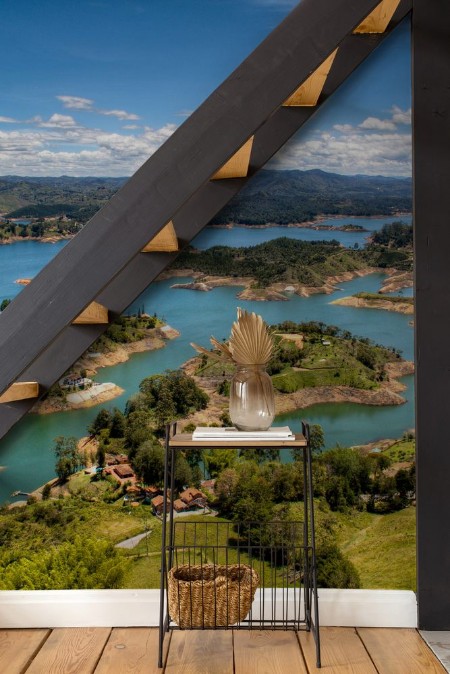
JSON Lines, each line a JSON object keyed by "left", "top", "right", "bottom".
{"left": 331, "top": 292, "right": 414, "bottom": 315}
{"left": 32, "top": 315, "right": 180, "bottom": 414}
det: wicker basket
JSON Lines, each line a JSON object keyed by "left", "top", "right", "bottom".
{"left": 168, "top": 563, "right": 259, "bottom": 628}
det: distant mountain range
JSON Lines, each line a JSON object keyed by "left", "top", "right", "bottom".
{"left": 0, "top": 169, "right": 411, "bottom": 224}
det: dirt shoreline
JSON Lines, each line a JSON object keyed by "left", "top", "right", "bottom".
{"left": 331, "top": 296, "right": 414, "bottom": 315}
{"left": 164, "top": 267, "right": 385, "bottom": 302}
{"left": 31, "top": 326, "right": 180, "bottom": 415}
{"left": 0, "top": 234, "right": 74, "bottom": 245}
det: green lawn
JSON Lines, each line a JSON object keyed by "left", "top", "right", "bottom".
{"left": 335, "top": 507, "right": 416, "bottom": 590}
{"left": 384, "top": 439, "right": 415, "bottom": 463}
{"left": 272, "top": 366, "right": 376, "bottom": 393}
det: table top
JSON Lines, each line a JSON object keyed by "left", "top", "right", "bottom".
{"left": 168, "top": 432, "right": 307, "bottom": 448}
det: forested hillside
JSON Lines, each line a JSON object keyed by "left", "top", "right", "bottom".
{"left": 0, "top": 169, "right": 411, "bottom": 224}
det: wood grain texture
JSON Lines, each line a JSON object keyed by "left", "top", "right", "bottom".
{"left": 94, "top": 628, "right": 161, "bottom": 674}
{"left": 212, "top": 137, "right": 254, "bottom": 179}
{"left": 283, "top": 50, "right": 338, "bottom": 106}
{"left": 354, "top": 0, "right": 400, "bottom": 33}
{"left": 0, "top": 629, "right": 49, "bottom": 674}
{"left": 300, "top": 627, "right": 377, "bottom": 673}
{"left": 73, "top": 302, "right": 109, "bottom": 325}
{"left": 142, "top": 221, "right": 179, "bottom": 252}
{"left": 165, "top": 630, "right": 233, "bottom": 674}
{"left": 0, "top": 382, "right": 39, "bottom": 403}
{"left": 25, "top": 627, "right": 111, "bottom": 674}
{"left": 234, "top": 630, "right": 308, "bottom": 674}
{"left": 358, "top": 628, "right": 448, "bottom": 674}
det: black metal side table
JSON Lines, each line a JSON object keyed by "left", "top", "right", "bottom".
{"left": 158, "top": 421, "right": 321, "bottom": 668}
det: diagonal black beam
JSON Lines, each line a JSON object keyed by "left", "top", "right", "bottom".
{"left": 0, "top": 0, "right": 380, "bottom": 398}
{"left": 0, "top": 2, "right": 411, "bottom": 439}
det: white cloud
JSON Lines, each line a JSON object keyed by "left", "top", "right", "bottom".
{"left": 391, "top": 105, "right": 411, "bottom": 125}
{"left": 98, "top": 108, "right": 140, "bottom": 121}
{"left": 333, "top": 124, "right": 353, "bottom": 133}
{"left": 0, "top": 116, "right": 19, "bottom": 124}
{"left": 123, "top": 124, "right": 139, "bottom": 129}
{"left": 57, "top": 95, "right": 140, "bottom": 121}
{"left": 38, "top": 114, "right": 78, "bottom": 128}
{"left": 270, "top": 129, "right": 411, "bottom": 177}
{"left": 57, "top": 95, "right": 94, "bottom": 110}
{"left": 359, "top": 116, "right": 396, "bottom": 131}
{"left": 0, "top": 121, "right": 177, "bottom": 176}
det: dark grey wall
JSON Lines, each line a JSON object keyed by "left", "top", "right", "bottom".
{"left": 413, "top": 0, "right": 450, "bottom": 630}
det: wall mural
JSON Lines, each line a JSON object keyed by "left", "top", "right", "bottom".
{"left": 0, "top": 3, "right": 413, "bottom": 592}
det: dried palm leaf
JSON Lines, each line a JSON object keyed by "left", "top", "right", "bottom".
{"left": 229, "top": 308, "right": 273, "bottom": 365}
{"left": 190, "top": 342, "right": 229, "bottom": 363}
{"left": 191, "top": 308, "right": 273, "bottom": 366}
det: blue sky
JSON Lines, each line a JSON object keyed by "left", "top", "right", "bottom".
{"left": 0, "top": 0, "right": 411, "bottom": 177}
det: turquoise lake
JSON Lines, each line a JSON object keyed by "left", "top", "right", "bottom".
{"left": 0, "top": 220, "right": 414, "bottom": 503}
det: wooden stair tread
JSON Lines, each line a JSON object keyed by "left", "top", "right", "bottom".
{"left": 73, "top": 301, "right": 109, "bottom": 325}
{"left": 354, "top": 0, "right": 401, "bottom": 33}
{"left": 284, "top": 50, "right": 338, "bottom": 107}
{"left": 142, "top": 221, "right": 179, "bottom": 253}
{"left": 0, "top": 382, "right": 39, "bottom": 404}
{"left": 212, "top": 137, "right": 254, "bottom": 179}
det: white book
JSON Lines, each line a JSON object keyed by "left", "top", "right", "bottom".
{"left": 192, "top": 426, "right": 294, "bottom": 440}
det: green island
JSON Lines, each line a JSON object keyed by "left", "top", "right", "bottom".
{"left": 187, "top": 320, "right": 412, "bottom": 416}
{"left": 169, "top": 222, "right": 413, "bottom": 300}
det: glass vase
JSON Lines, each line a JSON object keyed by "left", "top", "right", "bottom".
{"left": 229, "top": 364, "right": 275, "bottom": 431}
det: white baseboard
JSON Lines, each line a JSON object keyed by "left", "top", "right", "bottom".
{"left": 0, "top": 589, "right": 417, "bottom": 629}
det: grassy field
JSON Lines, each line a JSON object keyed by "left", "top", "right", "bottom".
{"left": 119, "top": 505, "right": 416, "bottom": 592}
{"left": 335, "top": 507, "right": 416, "bottom": 590}
{"left": 121, "top": 514, "right": 300, "bottom": 589}
{"left": 383, "top": 439, "right": 415, "bottom": 463}
{"left": 272, "top": 366, "right": 376, "bottom": 393}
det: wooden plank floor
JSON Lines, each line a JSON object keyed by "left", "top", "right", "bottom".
{"left": 0, "top": 627, "right": 446, "bottom": 674}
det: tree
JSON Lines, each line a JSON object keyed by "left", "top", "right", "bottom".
{"left": 310, "top": 424, "right": 326, "bottom": 454}
{"left": 132, "top": 442, "right": 165, "bottom": 486}
{"left": 0, "top": 298, "right": 11, "bottom": 312}
{"left": 124, "top": 410, "right": 154, "bottom": 456}
{"left": 96, "top": 445, "right": 106, "bottom": 469}
{"left": 109, "top": 408, "right": 126, "bottom": 438}
{"left": 88, "top": 409, "right": 111, "bottom": 436}
{"left": 291, "top": 424, "right": 325, "bottom": 461}
{"left": 173, "top": 454, "right": 193, "bottom": 491}
{"left": 204, "top": 448, "right": 238, "bottom": 478}
{"left": 53, "top": 436, "right": 81, "bottom": 481}
{"left": 316, "top": 543, "right": 360, "bottom": 589}
{"left": 138, "top": 370, "right": 209, "bottom": 433}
